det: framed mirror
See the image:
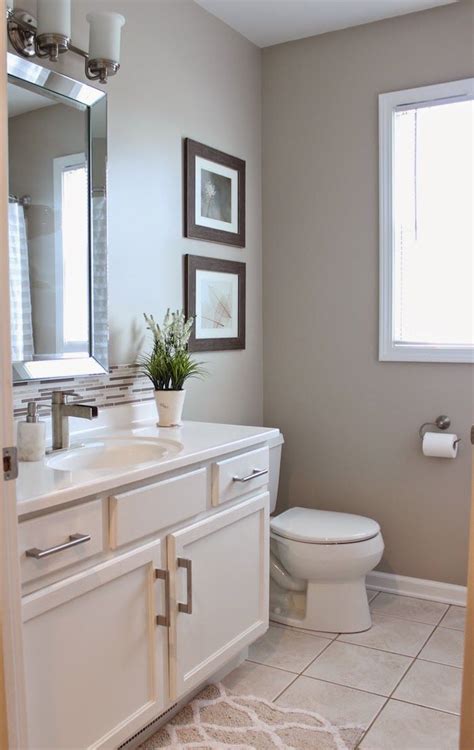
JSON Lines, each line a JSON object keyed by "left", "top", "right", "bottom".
{"left": 7, "top": 53, "right": 108, "bottom": 383}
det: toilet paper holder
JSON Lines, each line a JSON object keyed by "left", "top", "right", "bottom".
{"left": 418, "top": 415, "right": 461, "bottom": 447}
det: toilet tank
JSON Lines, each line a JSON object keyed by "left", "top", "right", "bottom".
{"left": 268, "top": 432, "right": 284, "bottom": 514}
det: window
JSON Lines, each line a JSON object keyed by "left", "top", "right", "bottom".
{"left": 53, "top": 153, "right": 89, "bottom": 354}
{"left": 379, "top": 79, "right": 474, "bottom": 363}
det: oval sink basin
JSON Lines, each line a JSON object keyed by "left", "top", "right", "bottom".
{"left": 46, "top": 437, "right": 182, "bottom": 473}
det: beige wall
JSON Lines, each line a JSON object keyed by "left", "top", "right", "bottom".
{"left": 263, "top": 1, "right": 474, "bottom": 585}
{"left": 10, "top": 0, "right": 263, "bottom": 426}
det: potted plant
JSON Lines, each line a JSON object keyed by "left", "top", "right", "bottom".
{"left": 140, "top": 310, "right": 205, "bottom": 427}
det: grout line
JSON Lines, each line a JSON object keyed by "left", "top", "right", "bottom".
{"left": 436, "top": 624, "right": 465, "bottom": 633}
{"left": 355, "top": 653, "right": 417, "bottom": 748}
{"left": 246, "top": 635, "right": 335, "bottom": 678}
{"left": 297, "top": 637, "right": 335, "bottom": 675}
{"left": 355, "top": 698, "right": 389, "bottom": 748}
{"left": 244, "top": 659, "right": 300, "bottom": 676}
{"left": 300, "top": 672, "right": 401, "bottom": 699}
{"left": 368, "top": 612, "right": 449, "bottom": 628}
{"left": 367, "top": 590, "right": 465, "bottom": 608}
{"left": 328, "top": 639, "right": 419, "bottom": 658}
{"left": 385, "top": 655, "right": 418, "bottom": 698}
{"left": 415, "top": 658, "right": 463, "bottom": 670}
{"left": 298, "top": 673, "right": 397, "bottom": 701}
{"left": 413, "top": 623, "right": 443, "bottom": 660}
{"left": 368, "top": 605, "right": 450, "bottom": 628}
{"left": 389, "top": 696, "right": 461, "bottom": 717}
{"left": 271, "top": 673, "right": 301, "bottom": 704}
{"left": 334, "top": 634, "right": 432, "bottom": 659}
{"left": 416, "top": 656, "right": 463, "bottom": 669}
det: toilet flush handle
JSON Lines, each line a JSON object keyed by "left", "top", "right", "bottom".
{"left": 233, "top": 468, "right": 269, "bottom": 483}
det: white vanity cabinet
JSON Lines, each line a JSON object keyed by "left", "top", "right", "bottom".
{"left": 22, "top": 539, "right": 168, "bottom": 750}
{"left": 19, "top": 444, "right": 271, "bottom": 750}
{"left": 168, "top": 492, "right": 269, "bottom": 700}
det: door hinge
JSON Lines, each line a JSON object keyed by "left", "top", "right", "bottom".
{"left": 3, "top": 447, "right": 18, "bottom": 481}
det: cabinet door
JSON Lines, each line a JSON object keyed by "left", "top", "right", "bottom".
{"left": 22, "top": 539, "right": 168, "bottom": 750}
{"left": 168, "top": 492, "right": 269, "bottom": 700}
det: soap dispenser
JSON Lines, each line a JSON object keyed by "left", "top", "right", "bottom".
{"left": 18, "top": 402, "right": 46, "bottom": 462}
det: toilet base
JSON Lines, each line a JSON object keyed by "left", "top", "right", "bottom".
{"left": 270, "top": 577, "right": 372, "bottom": 634}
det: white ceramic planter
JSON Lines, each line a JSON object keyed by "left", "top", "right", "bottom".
{"left": 154, "top": 389, "right": 186, "bottom": 427}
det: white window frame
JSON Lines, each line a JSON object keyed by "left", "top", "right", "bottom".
{"left": 379, "top": 77, "right": 474, "bottom": 363}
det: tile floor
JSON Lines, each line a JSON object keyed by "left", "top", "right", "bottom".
{"left": 222, "top": 590, "right": 465, "bottom": 749}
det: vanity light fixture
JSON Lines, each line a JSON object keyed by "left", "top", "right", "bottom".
{"left": 6, "top": 0, "right": 125, "bottom": 84}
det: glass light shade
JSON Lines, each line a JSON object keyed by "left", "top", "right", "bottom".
{"left": 37, "top": 0, "right": 71, "bottom": 37}
{"left": 86, "top": 11, "right": 125, "bottom": 63}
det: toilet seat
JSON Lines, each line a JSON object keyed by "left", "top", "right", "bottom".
{"left": 271, "top": 507, "right": 380, "bottom": 545}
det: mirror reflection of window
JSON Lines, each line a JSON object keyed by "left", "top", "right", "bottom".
{"left": 7, "top": 82, "right": 90, "bottom": 364}
{"left": 53, "top": 154, "right": 89, "bottom": 355}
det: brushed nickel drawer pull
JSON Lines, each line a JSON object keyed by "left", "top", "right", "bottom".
{"left": 25, "top": 533, "right": 91, "bottom": 559}
{"left": 155, "top": 568, "right": 170, "bottom": 627}
{"left": 177, "top": 557, "right": 192, "bottom": 615}
{"left": 232, "top": 468, "right": 269, "bottom": 483}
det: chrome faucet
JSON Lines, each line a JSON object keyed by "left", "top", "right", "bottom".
{"left": 51, "top": 390, "right": 99, "bottom": 451}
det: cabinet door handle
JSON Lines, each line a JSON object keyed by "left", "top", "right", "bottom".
{"left": 232, "top": 468, "right": 269, "bottom": 483}
{"left": 155, "top": 568, "right": 170, "bottom": 627}
{"left": 177, "top": 557, "right": 192, "bottom": 615}
{"left": 25, "top": 533, "right": 91, "bottom": 559}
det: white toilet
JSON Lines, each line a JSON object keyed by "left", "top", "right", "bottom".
{"left": 268, "top": 435, "right": 384, "bottom": 633}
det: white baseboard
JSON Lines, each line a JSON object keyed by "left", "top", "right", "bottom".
{"left": 366, "top": 571, "right": 467, "bottom": 607}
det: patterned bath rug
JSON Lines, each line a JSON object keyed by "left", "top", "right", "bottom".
{"left": 138, "top": 682, "right": 364, "bottom": 749}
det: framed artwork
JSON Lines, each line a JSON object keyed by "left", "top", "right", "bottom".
{"left": 184, "top": 139, "right": 246, "bottom": 248}
{"left": 185, "top": 255, "right": 246, "bottom": 351}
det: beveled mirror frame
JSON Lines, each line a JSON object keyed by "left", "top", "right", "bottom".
{"left": 7, "top": 52, "right": 108, "bottom": 383}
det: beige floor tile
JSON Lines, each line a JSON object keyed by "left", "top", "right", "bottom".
{"left": 304, "top": 641, "right": 412, "bottom": 696}
{"left": 367, "top": 589, "right": 379, "bottom": 603}
{"left": 275, "top": 675, "right": 386, "bottom": 728}
{"left": 360, "top": 699, "right": 460, "bottom": 749}
{"left": 248, "top": 625, "right": 330, "bottom": 673}
{"left": 419, "top": 627, "right": 464, "bottom": 667}
{"left": 440, "top": 605, "right": 466, "bottom": 632}
{"left": 221, "top": 661, "right": 296, "bottom": 701}
{"left": 393, "top": 659, "right": 462, "bottom": 714}
{"left": 370, "top": 593, "right": 448, "bottom": 625}
{"left": 338, "top": 613, "right": 434, "bottom": 656}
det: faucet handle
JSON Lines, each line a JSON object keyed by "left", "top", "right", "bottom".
{"left": 50, "top": 389, "right": 82, "bottom": 404}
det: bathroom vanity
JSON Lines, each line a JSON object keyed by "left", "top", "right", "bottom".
{"left": 6, "top": 47, "right": 279, "bottom": 750}
{"left": 17, "top": 406, "right": 279, "bottom": 749}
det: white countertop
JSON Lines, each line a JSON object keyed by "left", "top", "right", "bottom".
{"left": 16, "top": 402, "right": 280, "bottom": 516}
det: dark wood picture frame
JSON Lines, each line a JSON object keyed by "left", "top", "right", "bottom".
{"left": 185, "top": 254, "right": 246, "bottom": 351}
{"left": 184, "top": 139, "right": 246, "bottom": 248}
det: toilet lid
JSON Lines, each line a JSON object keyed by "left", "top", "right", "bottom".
{"left": 270, "top": 507, "right": 380, "bottom": 544}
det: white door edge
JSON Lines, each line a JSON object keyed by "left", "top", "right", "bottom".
{"left": 0, "top": 20, "right": 29, "bottom": 747}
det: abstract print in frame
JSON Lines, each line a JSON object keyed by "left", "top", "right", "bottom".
{"left": 184, "top": 139, "right": 245, "bottom": 248}
{"left": 185, "top": 255, "right": 246, "bottom": 351}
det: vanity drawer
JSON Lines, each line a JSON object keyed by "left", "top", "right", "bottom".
{"left": 19, "top": 500, "right": 104, "bottom": 584}
{"left": 212, "top": 446, "right": 270, "bottom": 506}
{"left": 109, "top": 467, "right": 208, "bottom": 548}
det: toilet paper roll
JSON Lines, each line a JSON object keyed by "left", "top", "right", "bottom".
{"left": 422, "top": 432, "right": 459, "bottom": 458}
